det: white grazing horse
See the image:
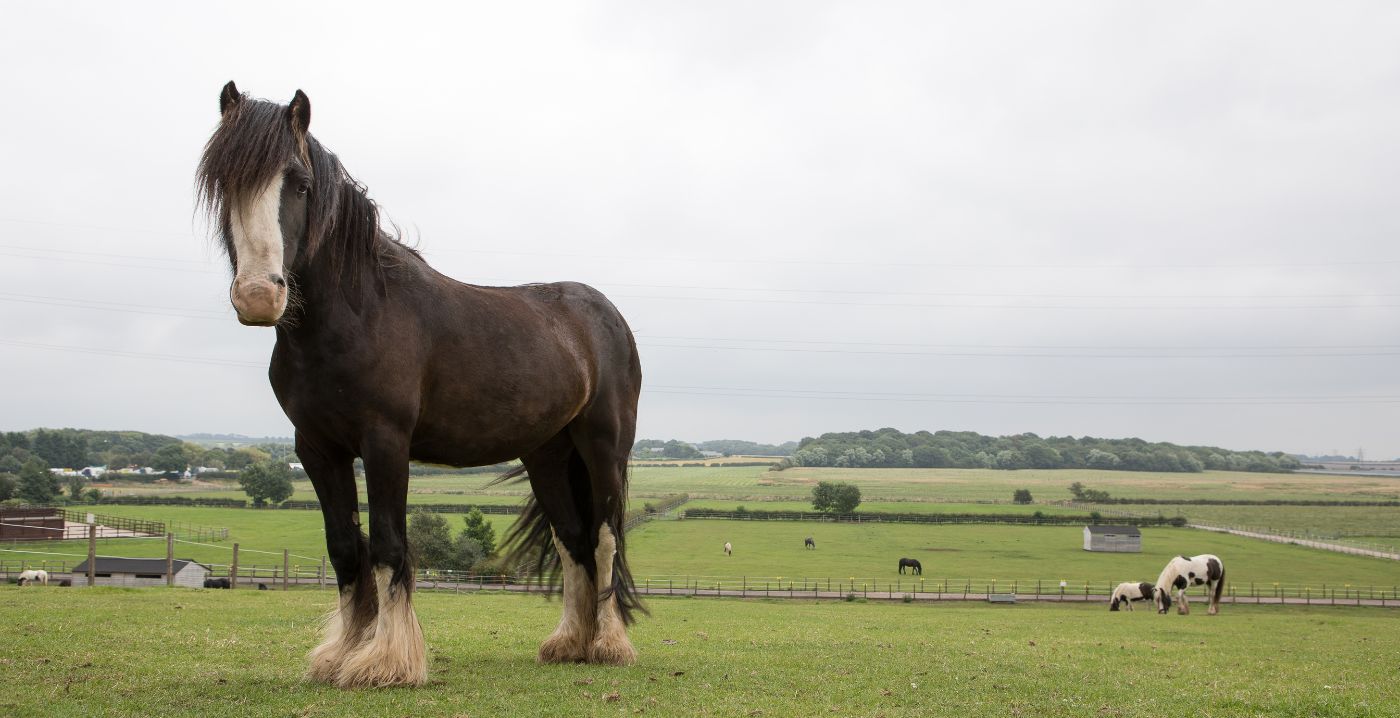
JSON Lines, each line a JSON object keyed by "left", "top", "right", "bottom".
{"left": 1109, "top": 581, "right": 1154, "bottom": 611}
{"left": 723, "top": 542, "right": 732, "bottom": 556}
{"left": 1153, "top": 554, "right": 1225, "bottom": 615}
{"left": 17, "top": 569, "right": 49, "bottom": 587}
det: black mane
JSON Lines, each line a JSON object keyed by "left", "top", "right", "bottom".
{"left": 195, "top": 92, "right": 405, "bottom": 278}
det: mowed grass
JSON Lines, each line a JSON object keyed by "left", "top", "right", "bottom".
{"left": 2, "top": 588, "right": 1397, "bottom": 717}
{"left": 623, "top": 521, "right": 1400, "bottom": 592}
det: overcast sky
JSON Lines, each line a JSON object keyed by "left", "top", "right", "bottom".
{"left": 3, "top": 2, "right": 1399, "bottom": 458}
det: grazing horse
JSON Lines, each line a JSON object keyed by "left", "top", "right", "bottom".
{"left": 1109, "top": 581, "right": 1154, "bottom": 611}
{"left": 723, "top": 542, "right": 733, "bottom": 556}
{"left": 804, "top": 537, "right": 816, "bottom": 550}
{"left": 17, "top": 569, "right": 48, "bottom": 587}
{"left": 1153, "top": 554, "right": 1225, "bottom": 615}
{"left": 197, "top": 82, "right": 642, "bottom": 687}
{"left": 203, "top": 577, "right": 231, "bottom": 589}
{"left": 897, "top": 558, "right": 922, "bottom": 575}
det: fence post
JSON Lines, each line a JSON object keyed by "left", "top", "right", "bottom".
{"left": 87, "top": 524, "right": 96, "bottom": 587}
{"left": 230, "top": 543, "right": 240, "bottom": 590}
{"left": 283, "top": 549, "right": 290, "bottom": 591}
{"left": 320, "top": 556, "right": 327, "bottom": 589}
{"left": 166, "top": 533, "right": 175, "bottom": 587}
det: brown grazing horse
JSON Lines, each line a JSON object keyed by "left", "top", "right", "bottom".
{"left": 197, "top": 82, "right": 643, "bottom": 688}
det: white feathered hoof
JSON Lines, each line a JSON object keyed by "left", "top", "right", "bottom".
{"left": 587, "top": 631, "right": 638, "bottom": 666}
{"left": 538, "top": 630, "right": 591, "bottom": 664}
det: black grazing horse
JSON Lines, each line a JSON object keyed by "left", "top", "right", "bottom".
{"left": 897, "top": 558, "right": 922, "bottom": 575}
{"left": 804, "top": 537, "right": 816, "bottom": 549}
{"left": 197, "top": 83, "right": 643, "bottom": 688}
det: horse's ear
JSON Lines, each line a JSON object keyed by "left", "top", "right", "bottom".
{"left": 219, "top": 81, "right": 241, "bottom": 116}
{"left": 288, "top": 89, "right": 311, "bottom": 138}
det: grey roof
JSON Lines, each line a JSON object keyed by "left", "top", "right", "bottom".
{"left": 1084, "top": 525, "right": 1142, "bottom": 536}
{"left": 71, "top": 557, "right": 207, "bottom": 574}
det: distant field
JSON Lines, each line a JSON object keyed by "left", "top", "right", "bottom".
{"left": 106, "top": 466, "right": 1400, "bottom": 505}
{"left": 3, "top": 589, "right": 1397, "bottom": 717}
{"left": 683, "top": 499, "right": 1089, "bottom": 516}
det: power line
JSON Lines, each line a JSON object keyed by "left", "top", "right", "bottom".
{"left": 0, "top": 339, "right": 264, "bottom": 369}
{"left": 642, "top": 386, "right": 1400, "bottom": 406}
{"left": 5, "top": 215, "right": 1400, "bottom": 271}
{"left": 637, "top": 341, "right": 1400, "bottom": 359}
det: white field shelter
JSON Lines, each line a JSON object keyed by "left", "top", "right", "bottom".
{"left": 70, "top": 557, "right": 211, "bottom": 588}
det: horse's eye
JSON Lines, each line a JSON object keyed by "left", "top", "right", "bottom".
{"left": 297, "top": 182, "right": 310, "bottom": 196}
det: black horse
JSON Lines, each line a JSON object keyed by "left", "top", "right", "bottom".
{"left": 897, "top": 558, "right": 922, "bottom": 575}
{"left": 804, "top": 537, "right": 816, "bottom": 549}
{"left": 198, "top": 83, "right": 642, "bottom": 687}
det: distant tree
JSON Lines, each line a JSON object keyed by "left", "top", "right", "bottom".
{"left": 1012, "top": 488, "right": 1033, "bottom": 504}
{"left": 18, "top": 460, "right": 59, "bottom": 504}
{"left": 1068, "top": 481, "right": 1086, "bottom": 500}
{"left": 451, "top": 535, "right": 486, "bottom": 573}
{"left": 224, "top": 447, "right": 268, "bottom": 471}
{"left": 31, "top": 429, "right": 90, "bottom": 469}
{"left": 811, "top": 481, "right": 861, "bottom": 514}
{"left": 84, "top": 487, "right": 103, "bottom": 503}
{"left": 65, "top": 474, "right": 87, "bottom": 500}
{"left": 408, "top": 509, "right": 455, "bottom": 569}
{"left": 151, "top": 444, "right": 193, "bottom": 475}
{"left": 238, "top": 460, "right": 294, "bottom": 507}
{"left": 0, "top": 473, "right": 16, "bottom": 501}
{"left": 460, "top": 507, "right": 496, "bottom": 557}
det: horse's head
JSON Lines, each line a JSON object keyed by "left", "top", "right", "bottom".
{"left": 198, "top": 81, "right": 319, "bottom": 326}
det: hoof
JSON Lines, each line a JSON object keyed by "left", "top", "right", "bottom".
{"left": 335, "top": 639, "right": 428, "bottom": 688}
{"left": 538, "top": 632, "right": 590, "bottom": 664}
{"left": 333, "top": 617, "right": 427, "bottom": 688}
{"left": 306, "top": 642, "right": 347, "bottom": 684}
{"left": 587, "top": 634, "right": 638, "bottom": 666}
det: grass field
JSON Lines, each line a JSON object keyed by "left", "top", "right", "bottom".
{"left": 1112, "top": 504, "right": 1400, "bottom": 542}
{"left": 7, "top": 506, "right": 1397, "bottom": 593}
{"left": 624, "top": 520, "right": 1400, "bottom": 591}
{"left": 2, "top": 588, "right": 1396, "bottom": 717}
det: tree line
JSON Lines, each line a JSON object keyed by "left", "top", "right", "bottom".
{"left": 632, "top": 438, "right": 797, "bottom": 459}
{"left": 778, "top": 428, "right": 1302, "bottom": 473}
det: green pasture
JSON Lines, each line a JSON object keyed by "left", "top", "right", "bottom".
{"left": 623, "top": 520, "right": 1400, "bottom": 592}
{"left": 2, "top": 589, "right": 1397, "bottom": 717}
{"left": 5, "top": 505, "right": 1398, "bottom": 592}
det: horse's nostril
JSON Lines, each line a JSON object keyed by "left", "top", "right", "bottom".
{"left": 269, "top": 274, "right": 287, "bottom": 288}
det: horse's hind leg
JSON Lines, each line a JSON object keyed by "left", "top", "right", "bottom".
{"left": 570, "top": 417, "right": 639, "bottom": 666}
{"left": 335, "top": 429, "right": 426, "bottom": 687}
{"left": 523, "top": 432, "right": 597, "bottom": 664}
{"left": 300, "top": 435, "right": 375, "bottom": 684}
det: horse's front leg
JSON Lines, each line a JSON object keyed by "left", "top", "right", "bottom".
{"left": 335, "top": 432, "right": 426, "bottom": 687}
{"left": 1177, "top": 589, "right": 1190, "bottom": 615}
{"left": 300, "top": 437, "right": 374, "bottom": 684}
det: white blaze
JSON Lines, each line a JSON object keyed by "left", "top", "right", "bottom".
{"left": 230, "top": 175, "right": 285, "bottom": 283}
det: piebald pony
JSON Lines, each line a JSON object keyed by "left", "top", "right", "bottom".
{"left": 1153, "top": 554, "right": 1225, "bottom": 615}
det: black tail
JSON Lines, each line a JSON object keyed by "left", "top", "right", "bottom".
{"left": 1212, "top": 566, "right": 1225, "bottom": 607}
{"left": 492, "top": 466, "right": 561, "bottom": 593}
{"left": 608, "top": 460, "right": 646, "bottom": 625}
